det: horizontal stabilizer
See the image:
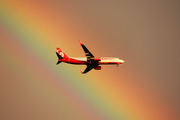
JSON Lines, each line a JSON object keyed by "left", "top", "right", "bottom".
{"left": 56, "top": 52, "right": 63, "bottom": 59}
{"left": 56, "top": 61, "right": 62, "bottom": 65}
{"left": 56, "top": 52, "right": 63, "bottom": 65}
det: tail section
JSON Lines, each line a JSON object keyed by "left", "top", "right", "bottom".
{"left": 56, "top": 48, "right": 69, "bottom": 65}
{"left": 56, "top": 52, "right": 63, "bottom": 65}
{"left": 57, "top": 48, "right": 69, "bottom": 59}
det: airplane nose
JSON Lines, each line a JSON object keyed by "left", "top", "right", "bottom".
{"left": 122, "top": 60, "right": 125, "bottom": 63}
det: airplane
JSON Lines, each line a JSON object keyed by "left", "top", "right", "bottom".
{"left": 56, "top": 40, "right": 124, "bottom": 74}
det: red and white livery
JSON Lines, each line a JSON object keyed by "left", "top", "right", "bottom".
{"left": 56, "top": 40, "right": 124, "bottom": 74}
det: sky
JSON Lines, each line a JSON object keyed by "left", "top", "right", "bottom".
{"left": 0, "top": 0, "right": 180, "bottom": 120}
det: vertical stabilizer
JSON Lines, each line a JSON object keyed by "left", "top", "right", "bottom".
{"left": 57, "top": 48, "right": 69, "bottom": 59}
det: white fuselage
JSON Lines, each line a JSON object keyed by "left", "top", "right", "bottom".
{"left": 72, "top": 57, "right": 124, "bottom": 65}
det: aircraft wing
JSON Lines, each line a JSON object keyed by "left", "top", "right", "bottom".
{"left": 79, "top": 40, "right": 94, "bottom": 61}
{"left": 81, "top": 65, "right": 93, "bottom": 74}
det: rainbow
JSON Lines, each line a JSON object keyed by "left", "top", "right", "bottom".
{"left": 0, "top": 1, "right": 174, "bottom": 120}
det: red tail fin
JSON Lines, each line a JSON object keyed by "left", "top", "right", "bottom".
{"left": 56, "top": 48, "right": 69, "bottom": 59}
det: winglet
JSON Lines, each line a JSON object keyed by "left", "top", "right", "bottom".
{"left": 79, "top": 40, "right": 83, "bottom": 45}
{"left": 80, "top": 70, "right": 83, "bottom": 74}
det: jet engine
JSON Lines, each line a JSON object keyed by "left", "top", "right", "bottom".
{"left": 94, "top": 66, "right": 101, "bottom": 70}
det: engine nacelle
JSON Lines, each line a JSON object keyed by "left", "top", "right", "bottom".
{"left": 94, "top": 57, "right": 101, "bottom": 61}
{"left": 94, "top": 66, "right": 101, "bottom": 70}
